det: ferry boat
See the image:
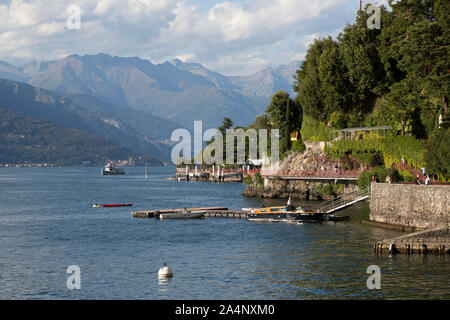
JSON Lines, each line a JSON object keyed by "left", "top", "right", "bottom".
{"left": 101, "top": 163, "right": 125, "bottom": 175}
{"left": 247, "top": 205, "right": 324, "bottom": 222}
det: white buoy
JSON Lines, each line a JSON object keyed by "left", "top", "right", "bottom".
{"left": 158, "top": 263, "right": 173, "bottom": 278}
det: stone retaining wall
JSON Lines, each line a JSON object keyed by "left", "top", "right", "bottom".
{"left": 369, "top": 183, "right": 450, "bottom": 229}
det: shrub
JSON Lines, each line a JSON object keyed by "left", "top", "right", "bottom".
{"left": 291, "top": 140, "right": 306, "bottom": 153}
{"left": 424, "top": 128, "right": 449, "bottom": 181}
{"left": 398, "top": 169, "right": 415, "bottom": 182}
{"left": 315, "top": 183, "right": 343, "bottom": 196}
{"left": 300, "top": 116, "right": 331, "bottom": 141}
{"left": 243, "top": 175, "right": 252, "bottom": 185}
{"left": 351, "top": 152, "right": 384, "bottom": 167}
{"left": 358, "top": 166, "right": 401, "bottom": 189}
{"left": 253, "top": 172, "right": 264, "bottom": 189}
{"left": 326, "top": 136, "right": 425, "bottom": 168}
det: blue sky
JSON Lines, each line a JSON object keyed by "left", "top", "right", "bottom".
{"left": 0, "top": 0, "right": 389, "bottom": 75}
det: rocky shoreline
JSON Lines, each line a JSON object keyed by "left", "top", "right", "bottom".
{"left": 242, "top": 178, "right": 359, "bottom": 200}
{"left": 242, "top": 142, "right": 361, "bottom": 200}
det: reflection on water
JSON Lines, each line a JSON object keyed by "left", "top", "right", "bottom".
{"left": 0, "top": 167, "right": 449, "bottom": 299}
{"left": 158, "top": 277, "right": 171, "bottom": 293}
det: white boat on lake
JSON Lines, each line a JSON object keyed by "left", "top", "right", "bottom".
{"left": 101, "top": 163, "right": 125, "bottom": 175}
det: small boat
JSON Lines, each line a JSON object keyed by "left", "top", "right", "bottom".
{"left": 247, "top": 205, "right": 323, "bottom": 222}
{"left": 293, "top": 206, "right": 324, "bottom": 222}
{"left": 247, "top": 206, "right": 295, "bottom": 222}
{"left": 92, "top": 204, "right": 101, "bottom": 208}
{"left": 157, "top": 209, "right": 206, "bottom": 219}
{"left": 101, "top": 204, "right": 133, "bottom": 207}
{"left": 101, "top": 163, "right": 125, "bottom": 175}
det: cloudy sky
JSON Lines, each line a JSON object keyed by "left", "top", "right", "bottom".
{"left": 0, "top": 0, "right": 389, "bottom": 75}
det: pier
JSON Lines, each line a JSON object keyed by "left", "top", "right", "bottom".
{"left": 171, "top": 167, "right": 244, "bottom": 182}
{"left": 131, "top": 207, "right": 351, "bottom": 221}
{"left": 131, "top": 207, "right": 247, "bottom": 218}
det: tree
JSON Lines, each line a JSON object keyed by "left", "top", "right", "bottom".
{"left": 293, "top": 37, "right": 336, "bottom": 122}
{"left": 318, "top": 45, "right": 353, "bottom": 122}
{"left": 249, "top": 114, "right": 271, "bottom": 130}
{"left": 377, "top": 0, "right": 449, "bottom": 138}
{"left": 338, "top": 6, "right": 388, "bottom": 116}
{"left": 218, "top": 118, "right": 233, "bottom": 136}
{"left": 266, "top": 91, "right": 302, "bottom": 156}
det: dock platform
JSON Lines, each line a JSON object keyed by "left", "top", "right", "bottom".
{"left": 132, "top": 207, "right": 350, "bottom": 221}
{"left": 131, "top": 207, "right": 239, "bottom": 218}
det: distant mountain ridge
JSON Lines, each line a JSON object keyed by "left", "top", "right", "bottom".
{"left": 0, "top": 107, "right": 161, "bottom": 166}
{"left": 1, "top": 54, "right": 301, "bottom": 128}
{"left": 0, "top": 78, "right": 174, "bottom": 161}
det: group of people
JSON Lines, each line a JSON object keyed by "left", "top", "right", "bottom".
{"left": 370, "top": 173, "right": 432, "bottom": 185}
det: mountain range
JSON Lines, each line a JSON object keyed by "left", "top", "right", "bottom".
{"left": 0, "top": 107, "right": 160, "bottom": 166}
{"left": 0, "top": 54, "right": 300, "bottom": 163}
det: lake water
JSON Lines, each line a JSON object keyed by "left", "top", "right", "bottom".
{"left": 0, "top": 166, "right": 449, "bottom": 299}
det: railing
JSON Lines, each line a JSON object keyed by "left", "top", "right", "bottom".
{"left": 318, "top": 186, "right": 370, "bottom": 214}
{"left": 175, "top": 167, "right": 245, "bottom": 176}
{"left": 175, "top": 167, "right": 364, "bottom": 180}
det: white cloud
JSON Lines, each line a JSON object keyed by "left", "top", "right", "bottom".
{"left": 175, "top": 52, "right": 196, "bottom": 62}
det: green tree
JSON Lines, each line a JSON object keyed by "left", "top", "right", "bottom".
{"left": 218, "top": 118, "right": 233, "bottom": 135}
{"left": 249, "top": 114, "right": 271, "bottom": 131}
{"left": 378, "top": 0, "right": 449, "bottom": 138}
{"left": 318, "top": 44, "right": 353, "bottom": 122}
{"left": 293, "top": 37, "right": 336, "bottom": 122}
{"left": 266, "top": 91, "right": 302, "bottom": 155}
{"left": 338, "top": 6, "right": 388, "bottom": 116}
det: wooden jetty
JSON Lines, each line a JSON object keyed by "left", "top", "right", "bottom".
{"left": 131, "top": 207, "right": 349, "bottom": 221}
{"left": 131, "top": 207, "right": 244, "bottom": 218}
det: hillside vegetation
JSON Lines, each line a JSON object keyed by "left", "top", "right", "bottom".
{"left": 0, "top": 108, "right": 160, "bottom": 166}
{"left": 272, "top": 0, "right": 448, "bottom": 180}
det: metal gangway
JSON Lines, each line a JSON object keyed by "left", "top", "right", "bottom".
{"left": 318, "top": 186, "right": 370, "bottom": 214}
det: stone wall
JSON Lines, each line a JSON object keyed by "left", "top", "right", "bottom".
{"left": 369, "top": 183, "right": 450, "bottom": 229}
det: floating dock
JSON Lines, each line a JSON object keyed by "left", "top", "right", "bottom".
{"left": 131, "top": 207, "right": 349, "bottom": 221}
{"left": 131, "top": 207, "right": 239, "bottom": 218}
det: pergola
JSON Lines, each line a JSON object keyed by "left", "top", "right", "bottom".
{"left": 329, "top": 126, "right": 393, "bottom": 142}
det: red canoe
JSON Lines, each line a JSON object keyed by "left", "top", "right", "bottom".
{"left": 101, "top": 204, "right": 133, "bottom": 207}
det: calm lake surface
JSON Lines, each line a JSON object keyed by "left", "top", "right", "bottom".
{"left": 0, "top": 166, "right": 449, "bottom": 299}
